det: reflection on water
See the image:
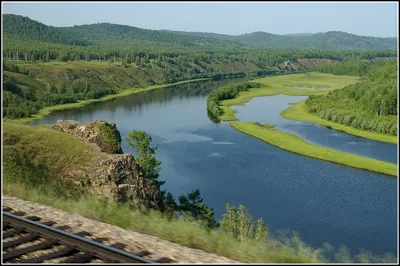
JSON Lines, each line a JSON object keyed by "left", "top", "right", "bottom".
{"left": 30, "top": 79, "right": 397, "bottom": 257}
{"left": 232, "top": 95, "right": 397, "bottom": 164}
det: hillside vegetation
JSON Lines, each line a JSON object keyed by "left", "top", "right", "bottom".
{"left": 3, "top": 14, "right": 396, "bottom": 121}
{"left": 307, "top": 61, "right": 397, "bottom": 135}
{"left": 5, "top": 14, "right": 396, "bottom": 50}
{"left": 165, "top": 30, "right": 397, "bottom": 50}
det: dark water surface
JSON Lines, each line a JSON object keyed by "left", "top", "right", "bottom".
{"left": 232, "top": 95, "right": 398, "bottom": 164}
{"left": 30, "top": 79, "right": 397, "bottom": 257}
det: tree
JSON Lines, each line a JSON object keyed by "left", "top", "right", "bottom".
{"left": 220, "top": 203, "right": 268, "bottom": 242}
{"left": 125, "top": 130, "right": 165, "bottom": 189}
{"left": 177, "top": 189, "right": 217, "bottom": 228}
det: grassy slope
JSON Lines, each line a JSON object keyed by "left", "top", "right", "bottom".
{"left": 216, "top": 73, "right": 397, "bottom": 176}
{"left": 230, "top": 122, "right": 396, "bottom": 177}
{"left": 0, "top": 122, "right": 328, "bottom": 263}
{"left": 281, "top": 101, "right": 397, "bottom": 144}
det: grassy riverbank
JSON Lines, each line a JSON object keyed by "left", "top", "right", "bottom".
{"left": 213, "top": 73, "right": 397, "bottom": 176}
{"left": 6, "top": 77, "right": 210, "bottom": 125}
{"left": 281, "top": 101, "right": 397, "bottom": 144}
{"left": 219, "top": 73, "right": 358, "bottom": 121}
{"left": 230, "top": 122, "right": 397, "bottom": 177}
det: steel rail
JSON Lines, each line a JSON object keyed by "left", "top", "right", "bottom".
{"left": 2, "top": 212, "right": 157, "bottom": 263}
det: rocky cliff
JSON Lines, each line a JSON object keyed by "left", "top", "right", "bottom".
{"left": 47, "top": 120, "right": 163, "bottom": 208}
{"left": 51, "top": 120, "right": 123, "bottom": 154}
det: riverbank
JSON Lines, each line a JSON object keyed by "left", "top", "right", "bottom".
{"left": 214, "top": 73, "right": 397, "bottom": 176}
{"left": 230, "top": 122, "right": 397, "bottom": 177}
{"left": 281, "top": 101, "right": 397, "bottom": 144}
{"left": 218, "top": 73, "right": 358, "bottom": 121}
{"left": 6, "top": 78, "right": 211, "bottom": 125}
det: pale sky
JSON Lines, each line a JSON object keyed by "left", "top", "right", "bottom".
{"left": 2, "top": 1, "right": 398, "bottom": 38}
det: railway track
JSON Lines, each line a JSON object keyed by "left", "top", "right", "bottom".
{"left": 2, "top": 207, "right": 174, "bottom": 263}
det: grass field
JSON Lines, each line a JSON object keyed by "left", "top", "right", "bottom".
{"left": 215, "top": 73, "right": 397, "bottom": 176}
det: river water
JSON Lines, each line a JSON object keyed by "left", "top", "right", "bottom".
{"left": 231, "top": 95, "right": 398, "bottom": 164}
{"left": 30, "top": 78, "right": 397, "bottom": 257}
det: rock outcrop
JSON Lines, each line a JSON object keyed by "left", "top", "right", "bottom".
{"left": 50, "top": 120, "right": 123, "bottom": 154}
{"left": 47, "top": 120, "right": 163, "bottom": 208}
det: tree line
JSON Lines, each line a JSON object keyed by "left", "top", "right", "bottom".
{"left": 307, "top": 61, "right": 397, "bottom": 135}
{"left": 207, "top": 82, "right": 263, "bottom": 117}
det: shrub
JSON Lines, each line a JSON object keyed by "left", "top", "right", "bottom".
{"left": 220, "top": 203, "right": 268, "bottom": 242}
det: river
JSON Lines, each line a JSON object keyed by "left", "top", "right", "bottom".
{"left": 30, "top": 78, "right": 397, "bottom": 257}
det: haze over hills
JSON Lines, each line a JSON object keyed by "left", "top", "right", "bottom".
{"left": 3, "top": 13, "right": 397, "bottom": 50}
{"left": 163, "top": 30, "right": 397, "bottom": 50}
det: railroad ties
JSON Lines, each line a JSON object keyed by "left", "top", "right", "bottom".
{"left": 2, "top": 207, "right": 175, "bottom": 263}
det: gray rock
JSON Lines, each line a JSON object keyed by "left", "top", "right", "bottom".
{"left": 49, "top": 120, "right": 163, "bottom": 208}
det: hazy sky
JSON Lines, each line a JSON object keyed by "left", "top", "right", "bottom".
{"left": 2, "top": 1, "right": 398, "bottom": 37}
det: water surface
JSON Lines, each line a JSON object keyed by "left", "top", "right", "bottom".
{"left": 30, "top": 79, "right": 397, "bottom": 257}
{"left": 232, "top": 95, "right": 397, "bottom": 164}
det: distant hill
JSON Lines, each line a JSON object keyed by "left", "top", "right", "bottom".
{"left": 166, "top": 30, "right": 397, "bottom": 50}
{"left": 3, "top": 14, "right": 245, "bottom": 49}
{"left": 3, "top": 14, "right": 91, "bottom": 46}
{"left": 3, "top": 14, "right": 397, "bottom": 50}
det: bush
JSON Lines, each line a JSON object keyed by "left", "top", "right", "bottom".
{"left": 220, "top": 203, "right": 268, "bottom": 242}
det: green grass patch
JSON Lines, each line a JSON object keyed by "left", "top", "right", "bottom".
{"left": 230, "top": 121, "right": 397, "bottom": 177}
{"left": 281, "top": 101, "right": 397, "bottom": 144}
{"left": 3, "top": 122, "right": 98, "bottom": 168}
{"left": 97, "top": 123, "right": 122, "bottom": 147}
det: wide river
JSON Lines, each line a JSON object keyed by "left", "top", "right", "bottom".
{"left": 31, "top": 78, "right": 397, "bottom": 257}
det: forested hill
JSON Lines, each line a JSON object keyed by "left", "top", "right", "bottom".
{"left": 3, "top": 14, "right": 245, "bottom": 49}
{"left": 62, "top": 23, "right": 245, "bottom": 48}
{"left": 163, "top": 30, "right": 397, "bottom": 50}
{"left": 3, "top": 14, "right": 91, "bottom": 46}
{"left": 4, "top": 14, "right": 397, "bottom": 50}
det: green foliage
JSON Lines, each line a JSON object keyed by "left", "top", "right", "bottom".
{"left": 314, "top": 61, "right": 381, "bottom": 76}
{"left": 97, "top": 123, "right": 122, "bottom": 147}
{"left": 306, "top": 61, "right": 397, "bottom": 135}
{"left": 176, "top": 189, "right": 218, "bottom": 228}
{"left": 125, "top": 130, "right": 164, "bottom": 188}
{"left": 207, "top": 82, "right": 263, "bottom": 117}
{"left": 3, "top": 14, "right": 90, "bottom": 46}
{"left": 220, "top": 204, "right": 268, "bottom": 242}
